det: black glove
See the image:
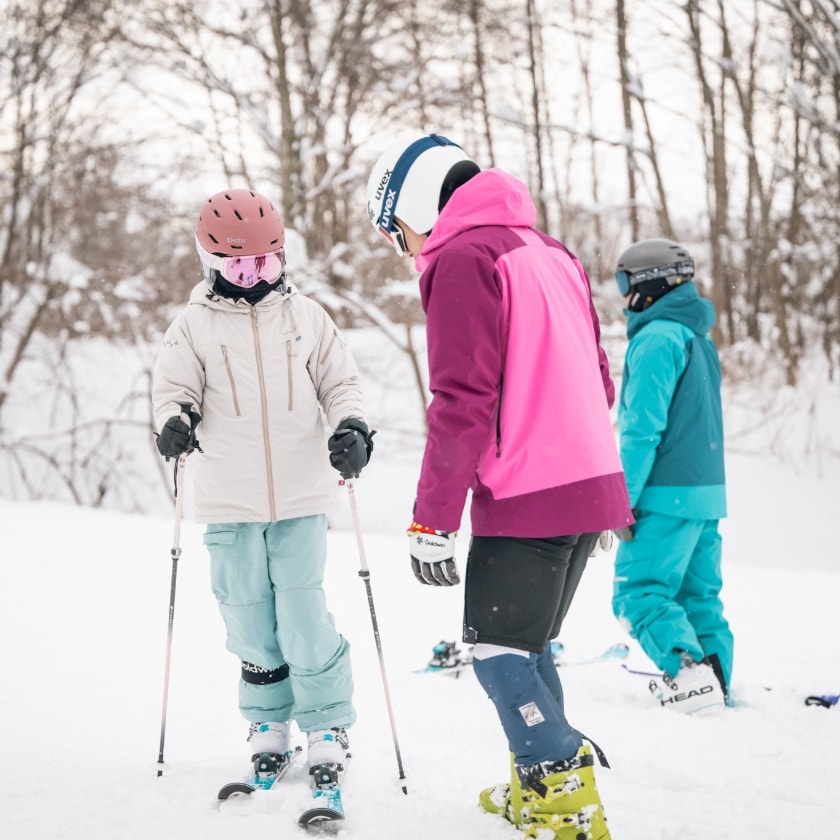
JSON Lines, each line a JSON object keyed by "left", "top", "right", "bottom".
{"left": 328, "top": 418, "right": 375, "bottom": 478}
{"left": 156, "top": 403, "right": 201, "bottom": 459}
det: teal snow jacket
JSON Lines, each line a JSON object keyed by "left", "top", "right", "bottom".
{"left": 619, "top": 282, "right": 727, "bottom": 519}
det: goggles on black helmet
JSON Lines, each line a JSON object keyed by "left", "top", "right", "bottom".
{"left": 615, "top": 259, "right": 695, "bottom": 297}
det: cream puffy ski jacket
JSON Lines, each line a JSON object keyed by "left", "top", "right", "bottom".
{"left": 152, "top": 281, "right": 367, "bottom": 523}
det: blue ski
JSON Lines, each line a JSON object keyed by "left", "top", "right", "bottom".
{"left": 217, "top": 745, "right": 303, "bottom": 800}
{"left": 298, "top": 758, "right": 349, "bottom": 831}
{"left": 805, "top": 694, "right": 839, "bottom": 708}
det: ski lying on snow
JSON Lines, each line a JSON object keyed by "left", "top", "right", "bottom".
{"left": 805, "top": 694, "right": 839, "bottom": 708}
{"left": 297, "top": 786, "right": 345, "bottom": 830}
{"left": 420, "top": 641, "right": 629, "bottom": 676}
{"left": 217, "top": 745, "right": 303, "bottom": 800}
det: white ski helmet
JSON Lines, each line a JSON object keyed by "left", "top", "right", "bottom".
{"left": 366, "top": 134, "right": 479, "bottom": 244}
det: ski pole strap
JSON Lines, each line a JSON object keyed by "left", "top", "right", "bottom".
{"left": 241, "top": 661, "right": 290, "bottom": 685}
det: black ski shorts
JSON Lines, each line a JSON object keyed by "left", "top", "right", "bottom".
{"left": 463, "top": 532, "right": 599, "bottom": 653}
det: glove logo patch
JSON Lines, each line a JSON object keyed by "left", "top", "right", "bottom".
{"left": 518, "top": 701, "right": 545, "bottom": 727}
{"left": 415, "top": 535, "right": 447, "bottom": 550}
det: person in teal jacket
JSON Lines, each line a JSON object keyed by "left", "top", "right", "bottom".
{"left": 612, "top": 238, "right": 733, "bottom": 714}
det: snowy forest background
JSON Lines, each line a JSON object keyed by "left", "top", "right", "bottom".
{"left": 1, "top": 0, "right": 839, "bottom": 514}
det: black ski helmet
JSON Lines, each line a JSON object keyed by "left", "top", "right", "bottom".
{"left": 616, "top": 238, "right": 695, "bottom": 311}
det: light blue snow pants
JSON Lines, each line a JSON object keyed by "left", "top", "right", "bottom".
{"left": 612, "top": 509, "right": 733, "bottom": 689}
{"left": 203, "top": 515, "right": 355, "bottom": 732}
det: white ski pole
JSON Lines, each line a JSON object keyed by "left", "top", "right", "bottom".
{"left": 156, "top": 453, "right": 187, "bottom": 777}
{"left": 343, "top": 478, "right": 408, "bottom": 794}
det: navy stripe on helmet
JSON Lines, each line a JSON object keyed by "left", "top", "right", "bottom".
{"left": 376, "top": 134, "right": 460, "bottom": 234}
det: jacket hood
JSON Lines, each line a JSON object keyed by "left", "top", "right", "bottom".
{"left": 187, "top": 280, "right": 298, "bottom": 311}
{"left": 626, "top": 282, "right": 715, "bottom": 339}
{"left": 414, "top": 169, "right": 536, "bottom": 272}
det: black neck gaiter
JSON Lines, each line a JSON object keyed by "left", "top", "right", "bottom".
{"left": 210, "top": 270, "right": 286, "bottom": 304}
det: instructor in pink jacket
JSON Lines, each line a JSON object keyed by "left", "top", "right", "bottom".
{"left": 366, "top": 134, "right": 632, "bottom": 840}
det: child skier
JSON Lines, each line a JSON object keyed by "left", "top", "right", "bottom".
{"left": 366, "top": 134, "right": 632, "bottom": 839}
{"left": 612, "top": 237, "right": 733, "bottom": 714}
{"left": 152, "top": 188, "right": 374, "bottom": 788}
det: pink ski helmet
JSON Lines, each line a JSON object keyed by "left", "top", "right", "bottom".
{"left": 195, "top": 189, "right": 284, "bottom": 257}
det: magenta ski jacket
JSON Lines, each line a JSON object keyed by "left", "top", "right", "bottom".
{"left": 412, "top": 169, "right": 632, "bottom": 537}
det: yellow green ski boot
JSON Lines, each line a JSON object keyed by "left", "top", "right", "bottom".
{"left": 479, "top": 743, "right": 611, "bottom": 840}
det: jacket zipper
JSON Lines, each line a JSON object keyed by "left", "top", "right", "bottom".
{"left": 251, "top": 308, "right": 276, "bottom": 520}
{"left": 220, "top": 345, "right": 241, "bottom": 416}
{"left": 495, "top": 375, "right": 504, "bottom": 457}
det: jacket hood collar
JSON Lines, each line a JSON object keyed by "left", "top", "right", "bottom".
{"left": 188, "top": 280, "right": 297, "bottom": 310}
{"left": 414, "top": 169, "right": 537, "bottom": 272}
{"left": 625, "top": 282, "right": 715, "bottom": 338}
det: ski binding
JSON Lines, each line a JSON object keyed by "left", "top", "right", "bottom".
{"left": 217, "top": 745, "right": 302, "bottom": 800}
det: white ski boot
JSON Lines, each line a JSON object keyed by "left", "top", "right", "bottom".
{"left": 248, "top": 721, "right": 293, "bottom": 782}
{"left": 649, "top": 654, "right": 726, "bottom": 715}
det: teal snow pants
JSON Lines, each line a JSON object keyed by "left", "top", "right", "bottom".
{"left": 612, "top": 509, "right": 734, "bottom": 690}
{"left": 203, "top": 515, "right": 355, "bottom": 732}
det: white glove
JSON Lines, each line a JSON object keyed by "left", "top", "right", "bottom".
{"left": 590, "top": 530, "right": 614, "bottom": 556}
{"left": 407, "top": 522, "right": 459, "bottom": 586}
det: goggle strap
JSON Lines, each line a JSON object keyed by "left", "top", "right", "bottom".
{"left": 617, "top": 259, "right": 694, "bottom": 292}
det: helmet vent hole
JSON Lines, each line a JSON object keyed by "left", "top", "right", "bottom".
{"left": 234, "top": 210, "right": 243, "bottom": 221}
{"left": 207, "top": 233, "right": 219, "bottom": 244}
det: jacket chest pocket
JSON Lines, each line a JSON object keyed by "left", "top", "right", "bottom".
{"left": 284, "top": 336, "right": 297, "bottom": 411}
{"left": 220, "top": 345, "right": 242, "bottom": 416}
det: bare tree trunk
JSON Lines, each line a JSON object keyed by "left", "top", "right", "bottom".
{"left": 267, "top": 0, "right": 303, "bottom": 228}
{"left": 616, "top": 0, "right": 640, "bottom": 241}
{"left": 686, "top": 0, "right": 731, "bottom": 344}
{"left": 525, "top": 0, "right": 549, "bottom": 231}
{"left": 469, "top": 0, "right": 497, "bottom": 167}
{"left": 635, "top": 97, "right": 674, "bottom": 240}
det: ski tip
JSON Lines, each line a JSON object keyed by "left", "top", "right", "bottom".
{"left": 805, "top": 694, "right": 839, "bottom": 708}
{"left": 217, "top": 781, "right": 256, "bottom": 800}
{"left": 298, "top": 807, "right": 345, "bottom": 831}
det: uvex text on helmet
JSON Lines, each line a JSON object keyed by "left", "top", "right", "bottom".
{"left": 195, "top": 189, "right": 284, "bottom": 257}
{"left": 366, "top": 134, "right": 477, "bottom": 237}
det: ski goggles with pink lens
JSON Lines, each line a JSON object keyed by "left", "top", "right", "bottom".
{"left": 196, "top": 236, "right": 285, "bottom": 288}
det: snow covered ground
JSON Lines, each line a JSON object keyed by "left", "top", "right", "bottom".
{"left": 2, "top": 323, "right": 839, "bottom": 839}
{"left": 1, "top": 439, "right": 839, "bottom": 839}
